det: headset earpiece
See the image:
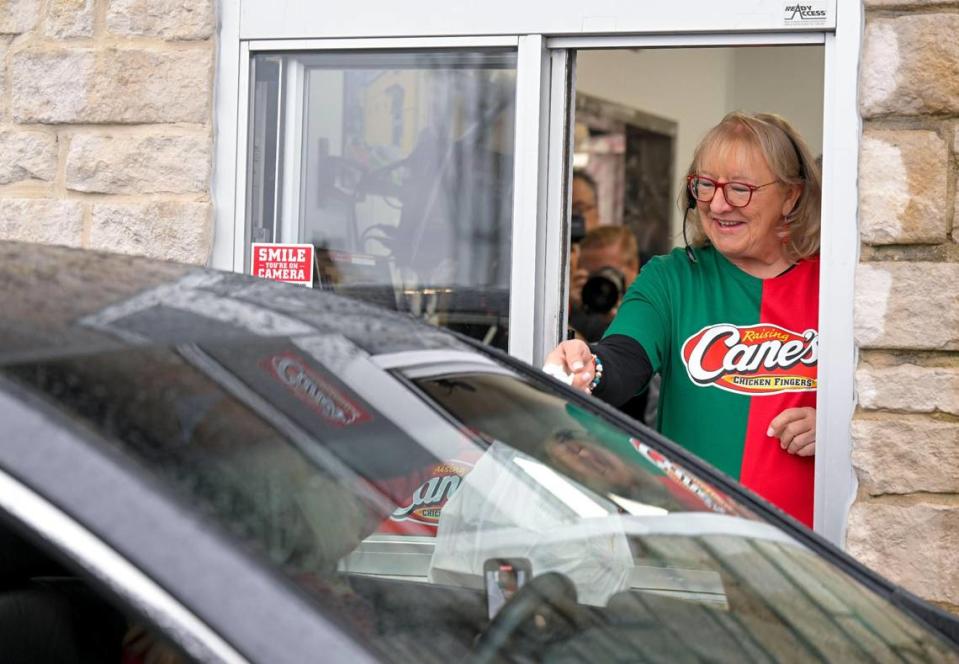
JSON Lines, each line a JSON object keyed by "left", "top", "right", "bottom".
{"left": 682, "top": 209, "right": 698, "bottom": 264}
{"left": 683, "top": 184, "right": 698, "bottom": 263}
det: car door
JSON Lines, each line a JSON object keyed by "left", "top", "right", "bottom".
{"left": 0, "top": 375, "right": 376, "bottom": 664}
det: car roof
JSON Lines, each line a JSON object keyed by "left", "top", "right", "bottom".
{"left": 0, "top": 242, "right": 469, "bottom": 365}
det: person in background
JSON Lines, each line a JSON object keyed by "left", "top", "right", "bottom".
{"left": 571, "top": 170, "right": 601, "bottom": 236}
{"left": 568, "top": 171, "right": 602, "bottom": 298}
{"left": 546, "top": 111, "right": 822, "bottom": 527}
{"left": 568, "top": 225, "right": 654, "bottom": 425}
{"left": 569, "top": 226, "right": 640, "bottom": 342}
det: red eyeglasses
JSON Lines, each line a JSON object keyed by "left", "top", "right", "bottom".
{"left": 687, "top": 175, "right": 779, "bottom": 208}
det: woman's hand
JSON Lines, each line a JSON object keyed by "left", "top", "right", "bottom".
{"left": 767, "top": 407, "right": 816, "bottom": 456}
{"left": 543, "top": 340, "right": 596, "bottom": 393}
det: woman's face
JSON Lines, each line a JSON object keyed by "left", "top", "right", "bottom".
{"left": 695, "top": 141, "right": 800, "bottom": 274}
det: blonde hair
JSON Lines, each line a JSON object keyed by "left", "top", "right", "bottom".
{"left": 684, "top": 112, "right": 822, "bottom": 261}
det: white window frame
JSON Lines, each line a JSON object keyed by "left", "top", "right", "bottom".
{"left": 815, "top": 0, "right": 862, "bottom": 545}
{"left": 213, "top": 1, "right": 861, "bottom": 547}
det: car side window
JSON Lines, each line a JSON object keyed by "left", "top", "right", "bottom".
{"left": 0, "top": 519, "right": 186, "bottom": 663}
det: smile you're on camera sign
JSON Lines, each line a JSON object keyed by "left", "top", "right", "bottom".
{"left": 251, "top": 243, "right": 315, "bottom": 287}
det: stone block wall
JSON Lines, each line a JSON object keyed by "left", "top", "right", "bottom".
{"left": 0, "top": 0, "right": 215, "bottom": 265}
{"left": 852, "top": 2, "right": 959, "bottom": 614}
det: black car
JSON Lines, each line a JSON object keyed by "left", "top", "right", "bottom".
{"left": 0, "top": 242, "right": 956, "bottom": 663}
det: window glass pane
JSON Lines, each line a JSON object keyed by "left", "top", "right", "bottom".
{"left": 247, "top": 57, "right": 282, "bottom": 244}
{"left": 247, "top": 50, "right": 517, "bottom": 351}
{"left": 6, "top": 342, "right": 956, "bottom": 663}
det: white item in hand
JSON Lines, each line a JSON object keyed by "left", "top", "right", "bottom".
{"left": 542, "top": 363, "right": 574, "bottom": 385}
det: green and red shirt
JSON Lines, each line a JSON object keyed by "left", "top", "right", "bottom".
{"left": 604, "top": 246, "right": 818, "bottom": 526}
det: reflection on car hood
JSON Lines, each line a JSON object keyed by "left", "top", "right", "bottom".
{"left": 0, "top": 243, "right": 468, "bottom": 364}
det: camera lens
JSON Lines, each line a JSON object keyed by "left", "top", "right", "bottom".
{"left": 581, "top": 266, "right": 626, "bottom": 314}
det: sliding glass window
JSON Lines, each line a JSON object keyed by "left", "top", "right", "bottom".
{"left": 246, "top": 49, "right": 517, "bottom": 350}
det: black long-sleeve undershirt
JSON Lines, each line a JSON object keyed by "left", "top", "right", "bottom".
{"left": 590, "top": 334, "right": 654, "bottom": 408}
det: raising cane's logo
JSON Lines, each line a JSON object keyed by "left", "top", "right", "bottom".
{"left": 681, "top": 323, "right": 818, "bottom": 396}
{"left": 390, "top": 460, "right": 473, "bottom": 526}
{"left": 263, "top": 352, "right": 371, "bottom": 427}
{"left": 630, "top": 439, "right": 738, "bottom": 515}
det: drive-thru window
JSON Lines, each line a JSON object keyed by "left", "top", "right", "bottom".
{"left": 212, "top": 1, "right": 860, "bottom": 544}
{"left": 244, "top": 48, "right": 518, "bottom": 350}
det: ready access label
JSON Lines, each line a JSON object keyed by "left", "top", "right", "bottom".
{"left": 251, "top": 243, "right": 314, "bottom": 287}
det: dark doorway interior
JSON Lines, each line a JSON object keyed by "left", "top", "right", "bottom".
{"left": 574, "top": 93, "right": 675, "bottom": 262}
{"left": 624, "top": 125, "right": 673, "bottom": 261}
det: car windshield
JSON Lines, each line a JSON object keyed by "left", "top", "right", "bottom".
{"left": 4, "top": 335, "right": 956, "bottom": 663}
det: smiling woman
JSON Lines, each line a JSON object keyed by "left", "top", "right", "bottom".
{"left": 546, "top": 112, "right": 824, "bottom": 527}
{"left": 687, "top": 112, "right": 821, "bottom": 278}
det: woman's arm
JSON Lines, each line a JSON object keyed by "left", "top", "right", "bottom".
{"left": 591, "top": 334, "right": 653, "bottom": 407}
